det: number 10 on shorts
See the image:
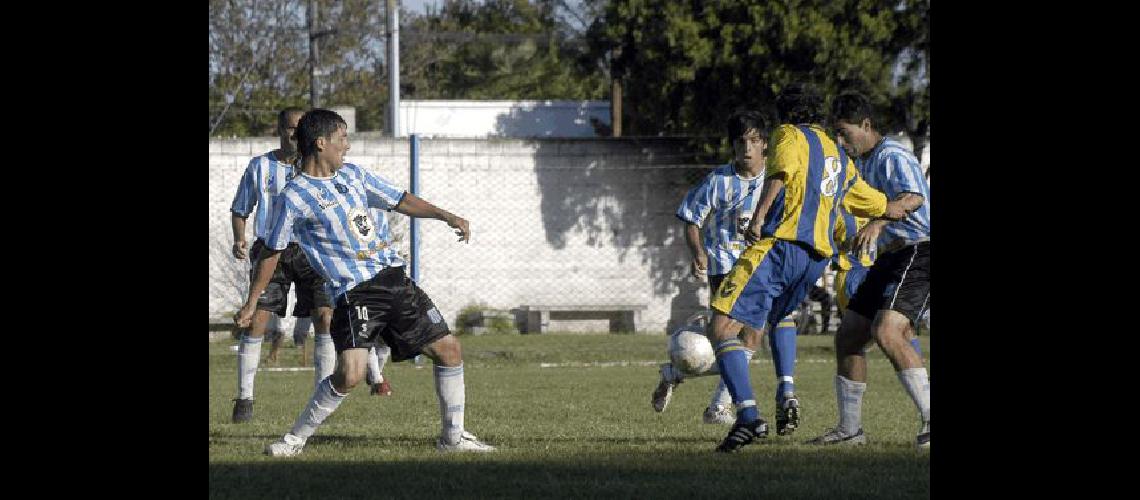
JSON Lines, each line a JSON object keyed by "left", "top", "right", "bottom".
{"left": 354, "top": 305, "right": 370, "bottom": 337}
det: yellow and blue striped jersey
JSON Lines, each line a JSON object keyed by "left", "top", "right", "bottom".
{"left": 759, "top": 124, "right": 886, "bottom": 258}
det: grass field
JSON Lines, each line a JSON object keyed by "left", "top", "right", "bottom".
{"left": 209, "top": 333, "right": 930, "bottom": 499}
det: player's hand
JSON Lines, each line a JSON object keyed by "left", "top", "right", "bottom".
{"left": 233, "top": 240, "right": 248, "bottom": 260}
{"left": 446, "top": 214, "right": 470, "bottom": 243}
{"left": 690, "top": 255, "right": 708, "bottom": 280}
{"left": 882, "top": 200, "right": 908, "bottom": 221}
{"left": 854, "top": 222, "right": 883, "bottom": 258}
{"left": 234, "top": 303, "right": 256, "bottom": 329}
{"left": 744, "top": 220, "right": 764, "bottom": 245}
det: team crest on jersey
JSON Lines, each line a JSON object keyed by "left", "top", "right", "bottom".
{"left": 334, "top": 182, "right": 349, "bottom": 194}
{"left": 820, "top": 156, "right": 842, "bottom": 196}
{"left": 347, "top": 208, "right": 376, "bottom": 243}
{"left": 318, "top": 187, "right": 338, "bottom": 209}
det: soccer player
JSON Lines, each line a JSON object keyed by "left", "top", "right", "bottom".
{"left": 235, "top": 109, "right": 494, "bottom": 456}
{"left": 654, "top": 110, "right": 805, "bottom": 435}
{"left": 230, "top": 108, "right": 392, "bottom": 423}
{"left": 708, "top": 84, "right": 907, "bottom": 452}
{"left": 808, "top": 91, "right": 931, "bottom": 449}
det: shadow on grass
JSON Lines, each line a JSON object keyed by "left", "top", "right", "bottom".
{"left": 210, "top": 446, "right": 928, "bottom": 499}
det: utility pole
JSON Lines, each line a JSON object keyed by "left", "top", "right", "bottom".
{"left": 308, "top": 0, "right": 320, "bottom": 108}
{"left": 610, "top": 47, "right": 622, "bottom": 137}
{"left": 386, "top": 0, "right": 400, "bottom": 136}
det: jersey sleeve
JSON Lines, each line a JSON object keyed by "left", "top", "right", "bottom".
{"left": 675, "top": 172, "right": 718, "bottom": 227}
{"left": 265, "top": 195, "right": 300, "bottom": 250}
{"left": 841, "top": 157, "right": 887, "bottom": 219}
{"left": 230, "top": 158, "right": 259, "bottom": 217}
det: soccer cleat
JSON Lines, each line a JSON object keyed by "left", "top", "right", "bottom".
{"left": 370, "top": 379, "right": 393, "bottom": 396}
{"left": 715, "top": 418, "right": 769, "bottom": 452}
{"left": 437, "top": 431, "right": 496, "bottom": 452}
{"left": 776, "top": 395, "right": 801, "bottom": 436}
{"left": 265, "top": 433, "right": 306, "bottom": 457}
{"left": 807, "top": 427, "right": 867, "bottom": 446}
{"left": 651, "top": 364, "right": 681, "bottom": 413}
{"left": 703, "top": 405, "right": 735, "bottom": 425}
{"left": 916, "top": 421, "right": 930, "bottom": 449}
{"left": 231, "top": 398, "right": 254, "bottom": 423}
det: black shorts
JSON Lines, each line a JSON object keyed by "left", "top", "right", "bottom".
{"left": 847, "top": 241, "right": 930, "bottom": 326}
{"left": 250, "top": 239, "right": 332, "bottom": 317}
{"left": 330, "top": 266, "right": 450, "bottom": 361}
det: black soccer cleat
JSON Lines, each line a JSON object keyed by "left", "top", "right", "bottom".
{"left": 715, "top": 418, "right": 769, "bottom": 453}
{"left": 776, "top": 396, "right": 800, "bottom": 436}
{"left": 232, "top": 398, "right": 254, "bottom": 423}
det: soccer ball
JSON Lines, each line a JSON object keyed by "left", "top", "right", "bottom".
{"left": 668, "top": 326, "right": 716, "bottom": 375}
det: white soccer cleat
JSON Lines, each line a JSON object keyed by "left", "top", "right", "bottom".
{"left": 703, "top": 404, "right": 735, "bottom": 425}
{"left": 916, "top": 420, "right": 930, "bottom": 449}
{"left": 437, "top": 431, "right": 496, "bottom": 453}
{"left": 265, "top": 433, "right": 306, "bottom": 457}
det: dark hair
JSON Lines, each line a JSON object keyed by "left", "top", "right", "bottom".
{"left": 830, "top": 91, "right": 875, "bottom": 127}
{"left": 296, "top": 109, "right": 347, "bottom": 158}
{"left": 278, "top": 106, "right": 306, "bottom": 129}
{"left": 726, "top": 110, "right": 769, "bottom": 141}
{"left": 775, "top": 83, "right": 825, "bottom": 125}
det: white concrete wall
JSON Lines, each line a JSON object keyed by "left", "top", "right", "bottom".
{"left": 397, "top": 100, "right": 611, "bottom": 138}
{"left": 209, "top": 135, "right": 929, "bottom": 334}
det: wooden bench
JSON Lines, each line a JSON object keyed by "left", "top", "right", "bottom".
{"left": 521, "top": 304, "right": 649, "bottom": 333}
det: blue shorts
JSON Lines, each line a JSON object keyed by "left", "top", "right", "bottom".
{"left": 711, "top": 238, "right": 830, "bottom": 331}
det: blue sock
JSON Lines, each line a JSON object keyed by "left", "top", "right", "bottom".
{"left": 714, "top": 339, "right": 758, "bottom": 424}
{"left": 770, "top": 321, "right": 798, "bottom": 404}
{"left": 910, "top": 338, "right": 923, "bottom": 357}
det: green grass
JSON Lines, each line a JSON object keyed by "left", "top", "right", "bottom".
{"left": 210, "top": 334, "right": 929, "bottom": 499}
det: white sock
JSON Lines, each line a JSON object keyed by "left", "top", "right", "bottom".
{"left": 290, "top": 377, "right": 348, "bottom": 440}
{"left": 434, "top": 363, "right": 466, "bottom": 445}
{"left": 897, "top": 368, "right": 930, "bottom": 423}
{"left": 709, "top": 348, "right": 752, "bottom": 409}
{"left": 237, "top": 335, "right": 263, "bottom": 400}
{"left": 366, "top": 347, "right": 384, "bottom": 385}
{"left": 313, "top": 334, "right": 336, "bottom": 391}
{"left": 836, "top": 375, "right": 867, "bottom": 436}
{"left": 292, "top": 316, "right": 313, "bottom": 346}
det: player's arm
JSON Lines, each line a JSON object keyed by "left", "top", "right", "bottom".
{"left": 235, "top": 196, "right": 297, "bottom": 327}
{"left": 676, "top": 176, "right": 715, "bottom": 279}
{"left": 744, "top": 174, "right": 785, "bottom": 244}
{"left": 853, "top": 192, "right": 924, "bottom": 258}
{"left": 394, "top": 192, "right": 470, "bottom": 243}
{"left": 230, "top": 160, "right": 259, "bottom": 259}
{"left": 684, "top": 223, "right": 707, "bottom": 279}
{"left": 234, "top": 250, "right": 283, "bottom": 328}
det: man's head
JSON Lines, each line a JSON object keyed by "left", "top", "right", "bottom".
{"left": 775, "top": 83, "right": 825, "bottom": 126}
{"left": 726, "top": 110, "right": 769, "bottom": 172}
{"left": 296, "top": 109, "right": 350, "bottom": 167}
{"left": 830, "top": 91, "right": 880, "bottom": 157}
{"left": 277, "top": 107, "right": 306, "bottom": 156}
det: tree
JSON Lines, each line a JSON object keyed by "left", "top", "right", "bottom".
{"left": 587, "top": 0, "right": 929, "bottom": 146}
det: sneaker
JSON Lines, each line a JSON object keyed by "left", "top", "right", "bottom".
{"left": 265, "top": 433, "right": 306, "bottom": 457}
{"left": 776, "top": 395, "right": 800, "bottom": 436}
{"left": 437, "top": 431, "right": 496, "bottom": 452}
{"left": 703, "top": 405, "right": 735, "bottom": 425}
{"left": 715, "top": 418, "right": 769, "bottom": 452}
{"left": 807, "top": 427, "right": 867, "bottom": 446}
{"left": 231, "top": 398, "right": 254, "bottom": 423}
{"left": 651, "top": 364, "right": 681, "bottom": 413}
{"left": 916, "top": 421, "right": 930, "bottom": 449}
{"left": 370, "top": 379, "right": 393, "bottom": 396}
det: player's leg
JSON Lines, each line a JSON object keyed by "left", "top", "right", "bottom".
{"left": 379, "top": 268, "right": 493, "bottom": 452}
{"left": 769, "top": 314, "right": 799, "bottom": 435}
{"left": 868, "top": 243, "right": 930, "bottom": 448}
{"left": 367, "top": 342, "right": 393, "bottom": 396}
{"left": 292, "top": 315, "right": 313, "bottom": 367}
{"left": 234, "top": 240, "right": 291, "bottom": 423}
{"left": 288, "top": 244, "right": 338, "bottom": 392}
{"left": 266, "top": 279, "right": 379, "bottom": 457}
{"left": 265, "top": 313, "right": 284, "bottom": 364}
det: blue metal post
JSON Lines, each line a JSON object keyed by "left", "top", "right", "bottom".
{"left": 410, "top": 134, "right": 420, "bottom": 283}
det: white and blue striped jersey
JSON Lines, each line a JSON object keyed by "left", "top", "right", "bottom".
{"left": 676, "top": 163, "right": 765, "bottom": 276}
{"left": 266, "top": 163, "right": 407, "bottom": 299}
{"left": 230, "top": 151, "right": 297, "bottom": 241}
{"left": 860, "top": 138, "right": 931, "bottom": 250}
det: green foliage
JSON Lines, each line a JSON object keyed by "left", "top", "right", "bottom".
{"left": 455, "top": 302, "right": 519, "bottom": 335}
{"left": 588, "top": 0, "right": 928, "bottom": 140}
